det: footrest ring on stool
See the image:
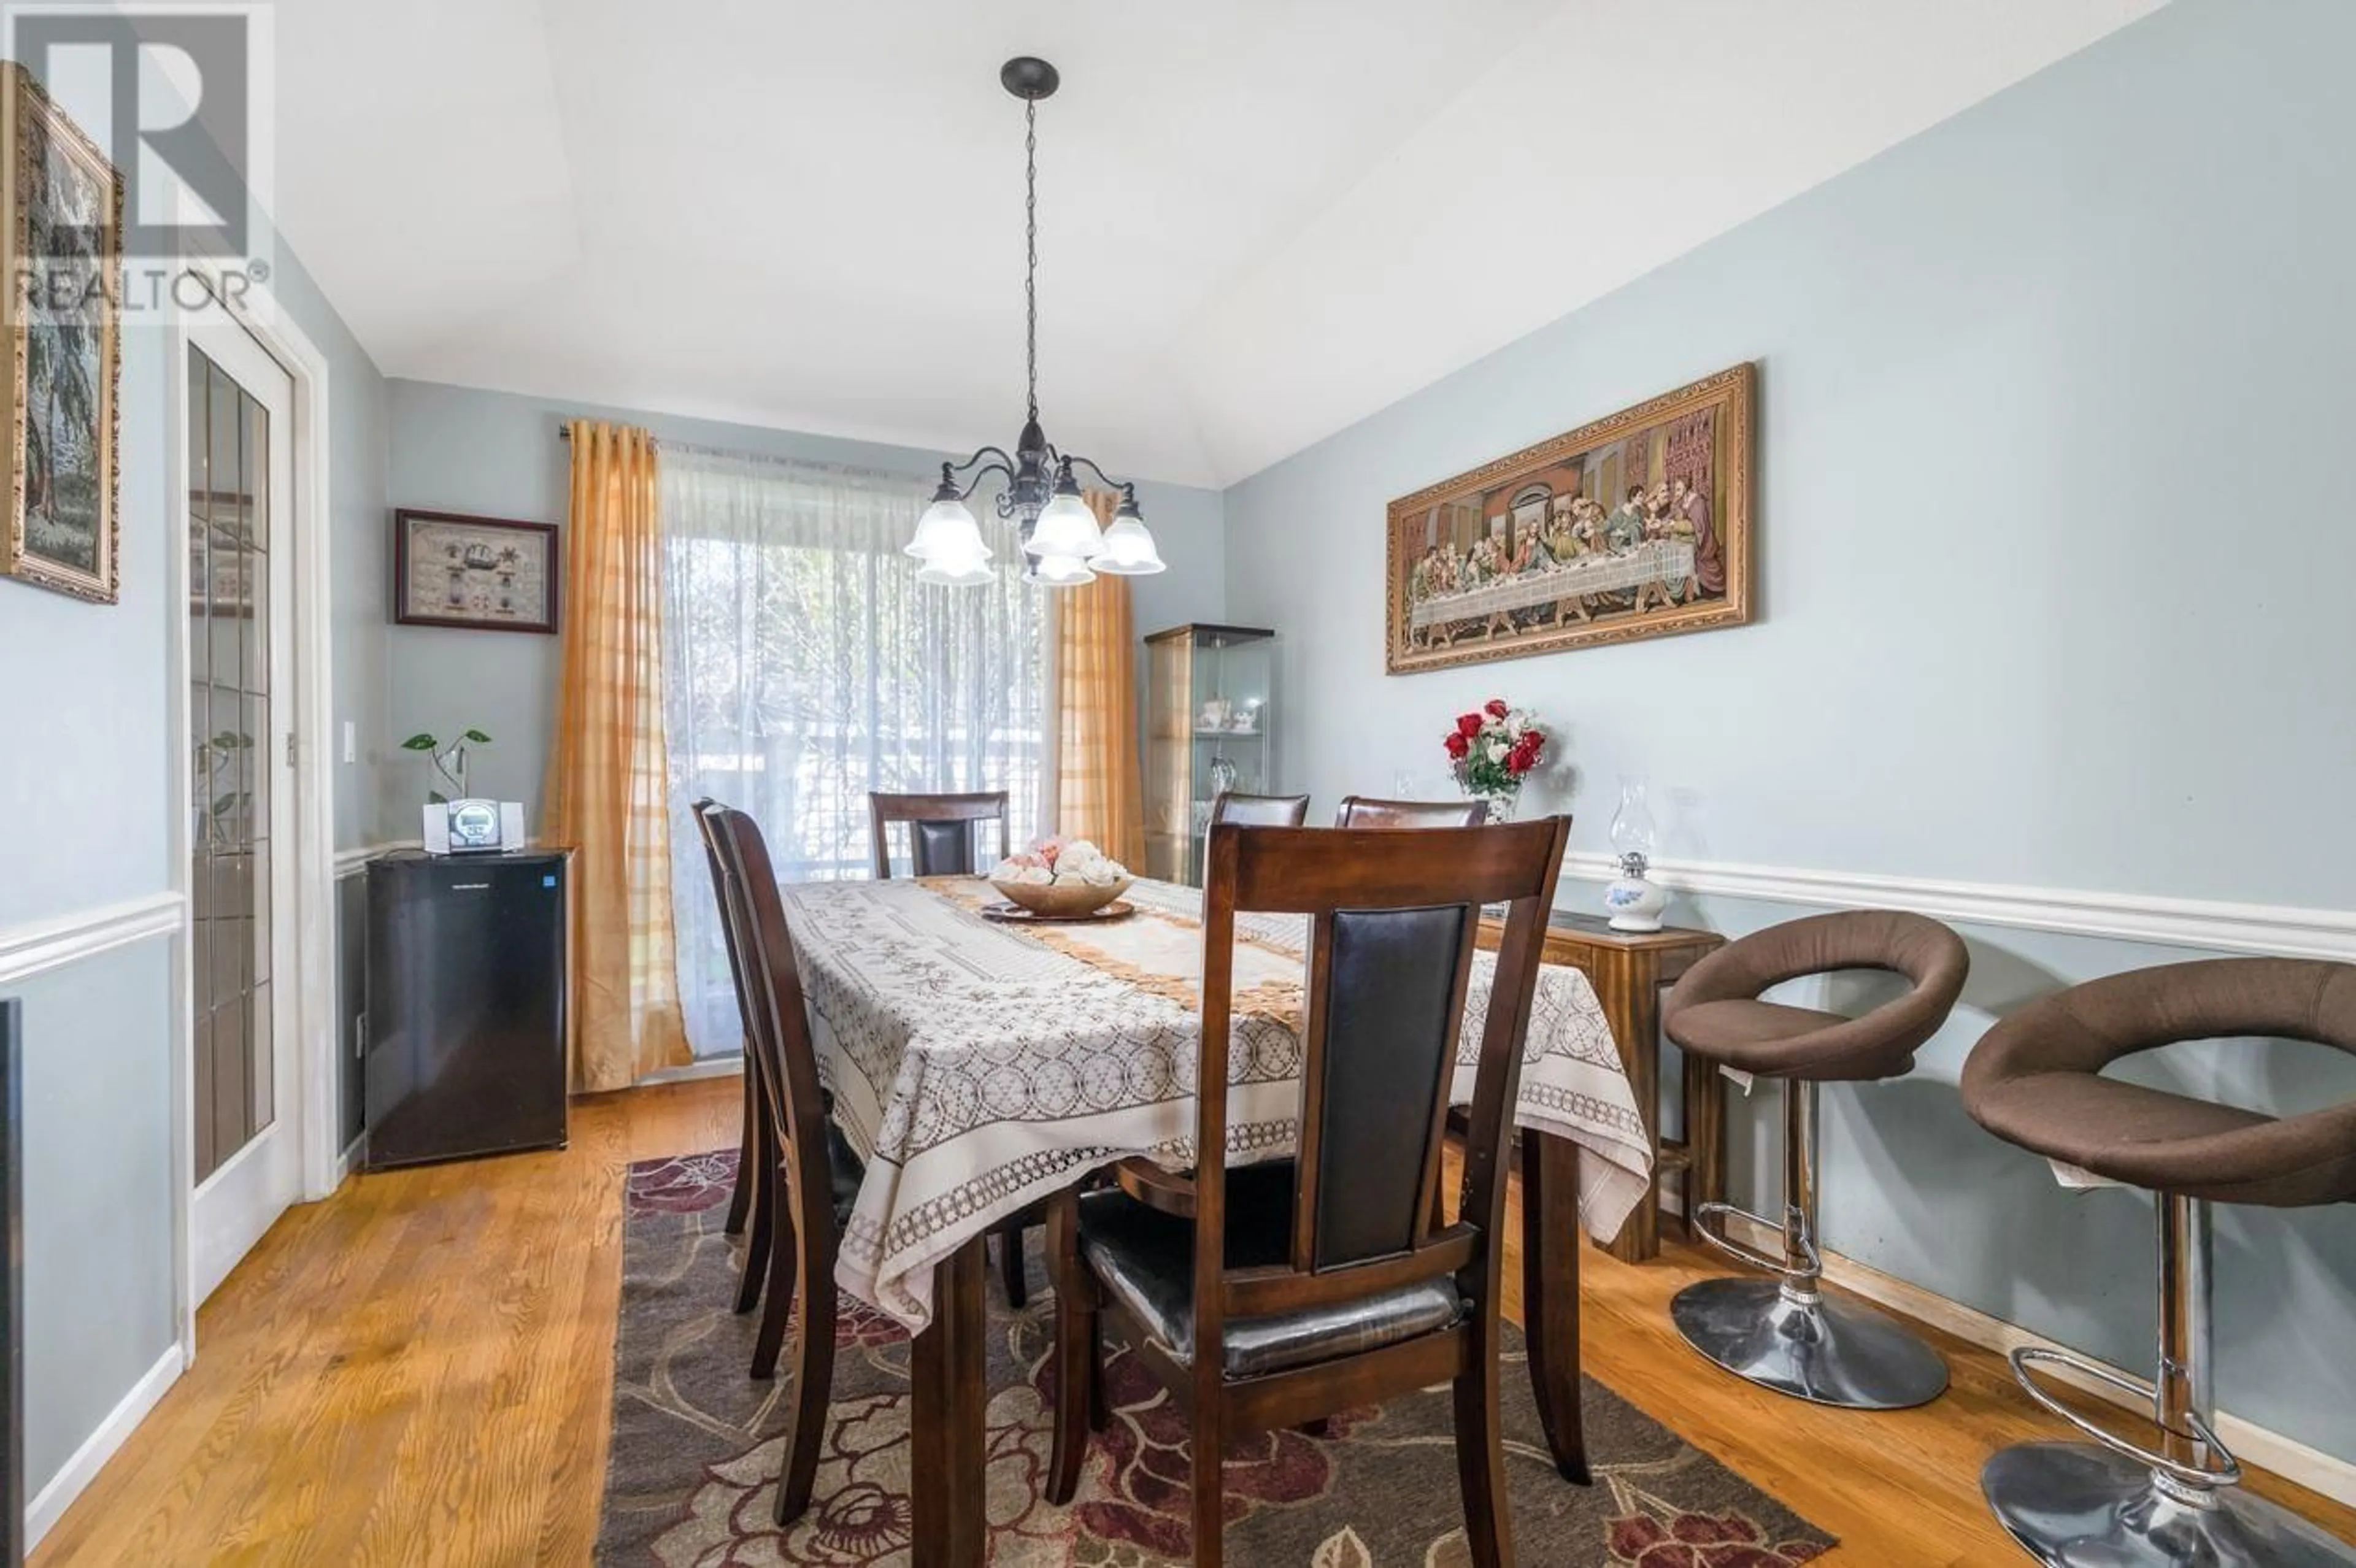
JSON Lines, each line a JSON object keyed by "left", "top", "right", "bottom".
{"left": 2008, "top": 1345, "right": 2241, "bottom": 1489}
{"left": 1690, "top": 1200, "right": 1823, "bottom": 1282}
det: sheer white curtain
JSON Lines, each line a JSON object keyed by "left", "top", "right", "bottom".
{"left": 661, "top": 449, "right": 1047, "bottom": 1058}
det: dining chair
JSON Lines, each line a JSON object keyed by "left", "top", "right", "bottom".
{"left": 690, "top": 798, "right": 773, "bottom": 1317}
{"left": 1043, "top": 815, "right": 1573, "bottom": 1568}
{"left": 868, "top": 790, "right": 1010, "bottom": 879}
{"left": 704, "top": 803, "right": 860, "bottom": 1524}
{"left": 1207, "top": 790, "right": 1311, "bottom": 828}
{"left": 1333, "top": 794, "right": 1486, "bottom": 828}
{"left": 864, "top": 790, "right": 1053, "bottom": 1301}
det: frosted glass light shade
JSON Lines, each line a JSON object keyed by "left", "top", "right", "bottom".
{"left": 1031, "top": 552, "right": 1096, "bottom": 586}
{"left": 917, "top": 545, "right": 996, "bottom": 587}
{"left": 906, "top": 496, "right": 988, "bottom": 562}
{"left": 1025, "top": 490, "right": 1103, "bottom": 559}
{"left": 1093, "top": 515, "right": 1165, "bottom": 575}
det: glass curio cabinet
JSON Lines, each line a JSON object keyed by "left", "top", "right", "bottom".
{"left": 1144, "top": 623, "right": 1278, "bottom": 886}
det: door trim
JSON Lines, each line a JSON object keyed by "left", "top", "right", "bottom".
{"left": 165, "top": 254, "right": 338, "bottom": 1358}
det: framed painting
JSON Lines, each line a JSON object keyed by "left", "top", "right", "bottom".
{"left": 1386, "top": 362, "right": 1753, "bottom": 674}
{"left": 393, "top": 509, "right": 561, "bottom": 634}
{"left": 0, "top": 65, "right": 123, "bottom": 605}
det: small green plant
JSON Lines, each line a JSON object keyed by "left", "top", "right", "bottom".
{"left": 402, "top": 727, "right": 493, "bottom": 804}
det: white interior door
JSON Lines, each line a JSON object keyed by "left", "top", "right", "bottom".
{"left": 187, "top": 312, "right": 300, "bottom": 1303}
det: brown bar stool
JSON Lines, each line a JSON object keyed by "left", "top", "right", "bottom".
{"left": 1661, "top": 909, "right": 1969, "bottom": 1409}
{"left": 1961, "top": 958, "right": 2356, "bottom": 1567}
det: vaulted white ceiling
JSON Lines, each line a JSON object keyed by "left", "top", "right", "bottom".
{"left": 273, "top": 0, "right": 2160, "bottom": 488}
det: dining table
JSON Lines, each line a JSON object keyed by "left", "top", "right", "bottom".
{"left": 780, "top": 873, "right": 1655, "bottom": 1567}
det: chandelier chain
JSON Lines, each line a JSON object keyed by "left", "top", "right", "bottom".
{"left": 1024, "top": 99, "right": 1039, "bottom": 424}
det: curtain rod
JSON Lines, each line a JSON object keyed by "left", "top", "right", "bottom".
{"left": 556, "top": 421, "right": 921, "bottom": 484}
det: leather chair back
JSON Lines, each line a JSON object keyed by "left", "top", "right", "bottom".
{"left": 691, "top": 799, "right": 761, "bottom": 1060}
{"left": 707, "top": 805, "right": 840, "bottom": 1255}
{"left": 1209, "top": 791, "right": 1311, "bottom": 828}
{"left": 868, "top": 790, "right": 1009, "bottom": 879}
{"left": 1333, "top": 796, "right": 1487, "bottom": 829}
{"left": 1189, "top": 817, "right": 1569, "bottom": 1332}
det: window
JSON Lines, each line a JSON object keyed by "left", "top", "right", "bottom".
{"left": 661, "top": 450, "right": 1045, "bottom": 1058}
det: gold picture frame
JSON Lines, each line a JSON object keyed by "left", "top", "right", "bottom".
{"left": 1386, "top": 363, "right": 1754, "bottom": 674}
{"left": 0, "top": 64, "right": 123, "bottom": 605}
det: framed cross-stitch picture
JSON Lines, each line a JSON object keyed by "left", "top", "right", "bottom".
{"left": 393, "top": 509, "right": 560, "bottom": 634}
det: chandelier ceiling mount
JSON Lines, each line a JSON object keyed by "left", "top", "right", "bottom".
{"left": 903, "top": 58, "right": 1164, "bottom": 588}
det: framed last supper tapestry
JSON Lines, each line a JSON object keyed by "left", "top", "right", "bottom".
{"left": 1386, "top": 362, "right": 1754, "bottom": 674}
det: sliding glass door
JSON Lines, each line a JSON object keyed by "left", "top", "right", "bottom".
{"left": 660, "top": 451, "right": 1047, "bottom": 1058}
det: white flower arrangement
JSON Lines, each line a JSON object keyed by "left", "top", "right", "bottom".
{"left": 990, "top": 836, "right": 1131, "bottom": 888}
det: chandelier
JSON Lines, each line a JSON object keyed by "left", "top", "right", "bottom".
{"left": 904, "top": 57, "right": 1165, "bottom": 588}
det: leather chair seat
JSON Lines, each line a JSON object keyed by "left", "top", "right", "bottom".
{"left": 1664, "top": 909, "right": 1970, "bottom": 1083}
{"left": 1077, "top": 1163, "right": 1463, "bottom": 1380}
{"left": 1961, "top": 958, "right": 2356, "bottom": 1207}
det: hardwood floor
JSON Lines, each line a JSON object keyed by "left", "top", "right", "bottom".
{"left": 34, "top": 1077, "right": 2356, "bottom": 1566}
{"left": 33, "top": 1081, "right": 734, "bottom": 1568}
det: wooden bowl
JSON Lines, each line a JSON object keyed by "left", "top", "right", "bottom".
{"left": 988, "top": 874, "right": 1134, "bottom": 918}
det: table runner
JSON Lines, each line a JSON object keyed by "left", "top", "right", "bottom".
{"left": 782, "top": 876, "right": 1652, "bottom": 1330}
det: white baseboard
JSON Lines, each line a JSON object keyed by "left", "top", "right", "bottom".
{"left": 25, "top": 1343, "right": 182, "bottom": 1549}
{"left": 1555, "top": 851, "right": 2356, "bottom": 962}
{"left": 1710, "top": 1209, "right": 2356, "bottom": 1508}
{"left": 637, "top": 1055, "right": 745, "bottom": 1087}
{"left": 334, "top": 1131, "right": 364, "bottom": 1185}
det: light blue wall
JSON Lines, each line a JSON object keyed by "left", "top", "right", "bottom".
{"left": 1221, "top": 0, "right": 2356, "bottom": 1459}
{"left": 0, "top": 177, "right": 388, "bottom": 1526}
{"left": 272, "top": 252, "right": 395, "bottom": 855}
{"left": 262, "top": 236, "right": 393, "bottom": 1155}
{"left": 0, "top": 263, "right": 182, "bottom": 1512}
{"left": 383, "top": 379, "right": 1228, "bottom": 836}
{"left": 0, "top": 274, "right": 175, "bottom": 929}
{"left": 15, "top": 943, "right": 179, "bottom": 1491}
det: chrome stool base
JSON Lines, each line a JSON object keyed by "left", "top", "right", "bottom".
{"left": 1670, "top": 1277, "right": 1949, "bottom": 1410}
{"left": 1984, "top": 1442, "right": 2356, "bottom": 1567}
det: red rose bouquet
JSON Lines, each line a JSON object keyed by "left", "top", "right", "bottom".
{"left": 1444, "top": 699, "right": 1546, "bottom": 816}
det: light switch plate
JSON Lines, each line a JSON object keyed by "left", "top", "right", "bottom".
{"left": 342, "top": 720, "right": 356, "bottom": 763}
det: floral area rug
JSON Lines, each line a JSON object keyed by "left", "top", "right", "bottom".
{"left": 598, "top": 1152, "right": 1836, "bottom": 1567}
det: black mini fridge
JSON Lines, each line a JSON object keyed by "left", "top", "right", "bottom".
{"left": 365, "top": 850, "right": 569, "bottom": 1169}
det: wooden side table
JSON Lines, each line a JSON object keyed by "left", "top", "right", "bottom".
{"left": 1477, "top": 909, "right": 1725, "bottom": 1261}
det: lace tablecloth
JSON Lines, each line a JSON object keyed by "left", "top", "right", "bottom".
{"left": 782, "top": 875, "right": 1652, "bottom": 1330}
